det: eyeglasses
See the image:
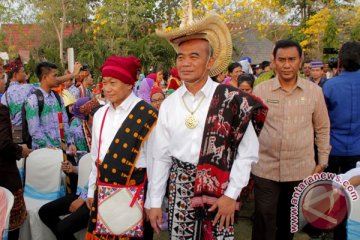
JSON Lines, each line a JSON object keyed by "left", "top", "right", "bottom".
{"left": 151, "top": 98, "right": 165, "bottom": 103}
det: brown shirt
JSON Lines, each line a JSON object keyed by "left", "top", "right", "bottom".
{"left": 252, "top": 77, "right": 330, "bottom": 182}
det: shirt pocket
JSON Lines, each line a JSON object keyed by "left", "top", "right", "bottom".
{"left": 285, "top": 97, "right": 313, "bottom": 130}
{"left": 265, "top": 98, "right": 282, "bottom": 123}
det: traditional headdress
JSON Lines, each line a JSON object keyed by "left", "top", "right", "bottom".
{"left": 146, "top": 73, "right": 157, "bottom": 82}
{"left": 4, "top": 58, "right": 23, "bottom": 74}
{"left": 100, "top": 56, "right": 141, "bottom": 85}
{"left": 170, "top": 68, "right": 180, "bottom": 80}
{"left": 156, "top": 0, "right": 232, "bottom": 77}
{"left": 150, "top": 87, "right": 165, "bottom": 98}
{"left": 73, "top": 97, "right": 100, "bottom": 120}
{"left": 310, "top": 60, "right": 324, "bottom": 69}
{"left": 62, "top": 89, "right": 77, "bottom": 107}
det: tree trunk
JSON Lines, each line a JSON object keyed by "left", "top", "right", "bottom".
{"left": 59, "top": 0, "right": 67, "bottom": 68}
{"left": 126, "top": 0, "right": 130, "bottom": 40}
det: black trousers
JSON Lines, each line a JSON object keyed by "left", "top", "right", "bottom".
{"left": 326, "top": 155, "right": 359, "bottom": 175}
{"left": 325, "top": 155, "right": 360, "bottom": 240}
{"left": 38, "top": 194, "right": 89, "bottom": 240}
{"left": 252, "top": 175, "right": 300, "bottom": 240}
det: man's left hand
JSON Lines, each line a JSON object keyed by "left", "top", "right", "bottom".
{"left": 313, "top": 164, "right": 326, "bottom": 174}
{"left": 208, "top": 195, "right": 236, "bottom": 230}
{"left": 68, "top": 144, "right": 77, "bottom": 156}
{"left": 144, "top": 208, "right": 150, "bottom": 221}
{"left": 69, "top": 197, "right": 85, "bottom": 213}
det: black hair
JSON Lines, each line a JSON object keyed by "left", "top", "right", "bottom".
{"left": 260, "top": 61, "right": 270, "bottom": 70}
{"left": 35, "top": 62, "right": 58, "bottom": 81}
{"left": 328, "top": 57, "right": 338, "bottom": 69}
{"left": 238, "top": 74, "right": 255, "bottom": 89}
{"left": 5, "top": 78, "right": 10, "bottom": 91}
{"left": 228, "top": 62, "right": 242, "bottom": 73}
{"left": 273, "top": 39, "right": 303, "bottom": 58}
{"left": 80, "top": 64, "right": 89, "bottom": 72}
{"left": 303, "top": 59, "right": 312, "bottom": 65}
{"left": 7, "top": 70, "right": 16, "bottom": 80}
{"left": 339, "top": 42, "right": 360, "bottom": 72}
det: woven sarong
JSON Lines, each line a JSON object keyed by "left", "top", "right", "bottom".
{"left": 9, "top": 188, "right": 26, "bottom": 230}
{"left": 168, "top": 158, "right": 234, "bottom": 240}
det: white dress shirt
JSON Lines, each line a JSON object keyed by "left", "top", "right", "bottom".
{"left": 87, "top": 92, "right": 154, "bottom": 208}
{"left": 150, "top": 78, "right": 259, "bottom": 208}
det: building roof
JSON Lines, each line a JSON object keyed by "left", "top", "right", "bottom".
{"left": 0, "top": 24, "right": 76, "bottom": 62}
{"left": 232, "top": 30, "right": 274, "bottom": 65}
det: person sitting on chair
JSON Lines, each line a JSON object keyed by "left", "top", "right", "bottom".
{"left": 38, "top": 101, "right": 101, "bottom": 240}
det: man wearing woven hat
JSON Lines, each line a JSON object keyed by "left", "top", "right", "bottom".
{"left": 310, "top": 60, "right": 327, "bottom": 87}
{"left": 85, "top": 56, "right": 157, "bottom": 240}
{"left": 149, "top": 8, "right": 268, "bottom": 239}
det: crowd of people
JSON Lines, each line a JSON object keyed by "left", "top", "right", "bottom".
{"left": 0, "top": 12, "right": 359, "bottom": 240}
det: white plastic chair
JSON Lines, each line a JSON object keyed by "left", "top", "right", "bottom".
{"left": 347, "top": 188, "right": 360, "bottom": 240}
{"left": 1, "top": 187, "right": 14, "bottom": 240}
{"left": 76, "top": 153, "right": 92, "bottom": 194}
{"left": 16, "top": 158, "right": 25, "bottom": 185}
{"left": 74, "top": 153, "right": 92, "bottom": 240}
{"left": 19, "top": 148, "right": 64, "bottom": 240}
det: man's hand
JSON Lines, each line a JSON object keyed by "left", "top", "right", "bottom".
{"left": 68, "top": 144, "right": 77, "bottom": 156}
{"left": 149, "top": 208, "right": 162, "bottom": 235}
{"left": 313, "top": 164, "right": 326, "bottom": 174}
{"left": 144, "top": 208, "right": 150, "bottom": 221}
{"left": 73, "top": 62, "right": 82, "bottom": 76}
{"left": 86, "top": 198, "right": 94, "bottom": 210}
{"left": 69, "top": 197, "right": 85, "bottom": 213}
{"left": 20, "top": 144, "right": 32, "bottom": 158}
{"left": 208, "top": 195, "right": 236, "bottom": 230}
{"left": 62, "top": 161, "right": 76, "bottom": 174}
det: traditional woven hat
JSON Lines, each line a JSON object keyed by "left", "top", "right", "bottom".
{"left": 156, "top": 2, "right": 232, "bottom": 77}
{"left": 62, "top": 89, "right": 77, "bottom": 107}
{"left": 310, "top": 60, "right": 324, "bottom": 69}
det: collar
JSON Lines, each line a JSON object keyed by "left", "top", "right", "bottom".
{"left": 39, "top": 87, "right": 53, "bottom": 97}
{"left": 109, "top": 92, "right": 137, "bottom": 112}
{"left": 271, "top": 75, "right": 306, "bottom": 91}
{"left": 178, "top": 77, "right": 216, "bottom": 98}
{"left": 9, "top": 81, "right": 19, "bottom": 86}
{"left": 339, "top": 70, "right": 360, "bottom": 76}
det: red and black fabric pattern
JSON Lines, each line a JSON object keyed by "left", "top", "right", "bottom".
{"left": 86, "top": 101, "right": 157, "bottom": 240}
{"left": 191, "top": 84, "right": 268, "bottom": 217}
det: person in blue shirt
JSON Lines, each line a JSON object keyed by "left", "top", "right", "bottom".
{"left": 323, "top": 41, "right": 360, "bottom": 240}
{"left": 323, "top": 41, "right": 360, "bottom": 172}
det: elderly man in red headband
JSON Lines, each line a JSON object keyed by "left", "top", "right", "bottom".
{"left": 85, "top": 56, "right": 157, "bottom": 240}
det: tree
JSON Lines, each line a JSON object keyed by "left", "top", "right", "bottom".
{"left": 187, "top": 0, "right": 287, "bottom": 36}
{"left": 349, "top": 5, "right": 360, "bottom": 41}
{"left": 280, "top": 0, "right": 355, "bottom": 24}
{"left": 322, "top": 14, "right": 339, "bottom": 61}
{"left": 0, "top": 0, "right": 35, "bottom": 23}
{"left": 300, "top": 8, "right": 331, "bottom": 58}
{"left": 31, "top": 0, "right": 89, "bottom": 67}
{"left": 350, "top": 23, "right": 360, "bottom": 41}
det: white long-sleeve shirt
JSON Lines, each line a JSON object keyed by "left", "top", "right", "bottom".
{"left": 87, "top": 92, "right": 154, "bottom": 209}
{"left": 149, "top": 78, "right": 259, "bottom": 208}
